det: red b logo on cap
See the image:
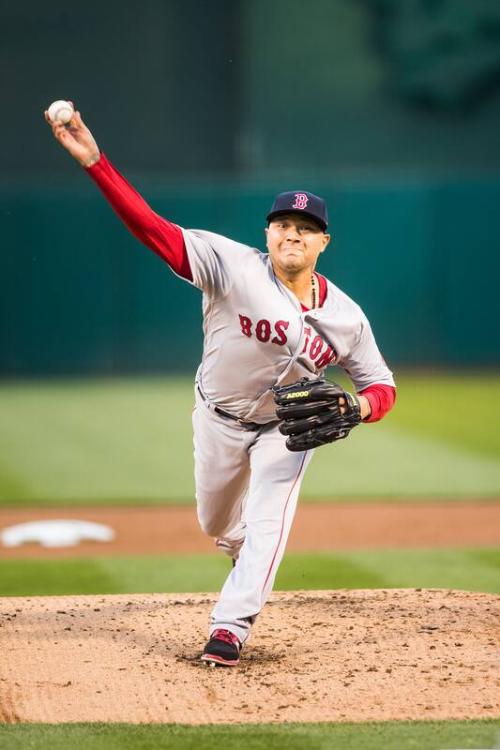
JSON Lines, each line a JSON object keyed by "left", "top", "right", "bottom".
{"left": 292, "top": 193, "right": 309, "bottom": 210}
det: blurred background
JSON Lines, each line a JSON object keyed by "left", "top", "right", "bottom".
{"left": 2, "top": 0, "right": 500, "bottom": 375}
{"left": 0, "top": 0, "right": 499, "bottom": 597}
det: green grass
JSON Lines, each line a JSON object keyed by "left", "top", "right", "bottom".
{"left": 1, "top": 720, "right": 499, "bottom": 750}
{"left": 0, "top": 378, "right": 195, "bottom": 505}
{"left": 1, "top": 547, "right": 499, "bottom": 597}
{"left": 388, "top": 374, "right": 500, "bottom": 459}
{"left": 0, "top": 373, "right": 499, "bottom": 506}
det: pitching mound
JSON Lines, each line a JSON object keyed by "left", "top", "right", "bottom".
{"left": 1, "top": 589, "right": 499, "bottom": 724}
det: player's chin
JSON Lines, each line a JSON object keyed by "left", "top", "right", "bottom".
{"left": 280, "top": 253, "right": 304, "bottom": 270}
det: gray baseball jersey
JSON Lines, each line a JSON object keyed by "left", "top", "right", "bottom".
{"left": 182, "top": 228, "right": 394, "bottom": 421}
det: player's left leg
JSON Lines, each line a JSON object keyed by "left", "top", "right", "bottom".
{"left": 208, "top": 423, "right": 313, "bottom": 645}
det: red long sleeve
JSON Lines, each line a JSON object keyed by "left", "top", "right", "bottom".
{"left": 85, "top": 153, "right": 192, "bottom": 281}
{"left": 359, "top": 384, "right": 396, "bottom": 422}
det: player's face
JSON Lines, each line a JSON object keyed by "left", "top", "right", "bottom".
{"left": 265, "top": 214, "right": 330, "bottom": 276}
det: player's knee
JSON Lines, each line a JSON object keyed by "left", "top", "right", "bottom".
{"left": 197, "top": 508, "right": 226, "bottom": 537}
{"left": 199, "top": 518, "right": 218, "bottom": 536}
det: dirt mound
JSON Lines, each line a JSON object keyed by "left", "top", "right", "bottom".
{"left": 1, "top": 589, "right": 499, "bottom": 724}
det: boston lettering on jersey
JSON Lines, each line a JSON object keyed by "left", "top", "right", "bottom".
{"left": 238, "top": 315, "right": 337, "bottom": 369}
{"left": 238, "top": 314, "right": 289, "bottom": 345}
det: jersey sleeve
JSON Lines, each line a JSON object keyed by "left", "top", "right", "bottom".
{"left": 340, "top": 312, "right": 395, "bottom": 392}
{"left": 85, "top": 153, "right": 193, "bottom": 281}
{"left": 181, "top": 228, "right": 258, "bottom": 298}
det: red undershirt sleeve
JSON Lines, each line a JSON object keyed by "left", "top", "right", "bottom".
{"left": 85, "top": 153, "right": 192, "bottom": 281}
{"left": 359, "top": 384, "right": 396, "bottom": 423}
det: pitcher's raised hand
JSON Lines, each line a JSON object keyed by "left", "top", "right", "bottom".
{"left": 45, "top": 104, "right": 100, "bottom": 167}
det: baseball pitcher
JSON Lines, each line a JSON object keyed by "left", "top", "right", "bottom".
{"left": 45, "top": 106, "right": 396, "bottom": 667}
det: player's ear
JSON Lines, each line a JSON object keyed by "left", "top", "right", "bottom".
{"left": 321, "top": 233, "right": 331, "bottom": 252}
{"left": 264, "top": 226, "right": 270, "bottom": 247}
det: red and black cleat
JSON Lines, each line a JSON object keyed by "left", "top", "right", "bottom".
{"left": 200, "top": 628, "right": 242, "bottom": 667}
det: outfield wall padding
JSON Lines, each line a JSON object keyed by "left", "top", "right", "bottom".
{"left": 1, "top": 177, "right": 498, "bottom": 374}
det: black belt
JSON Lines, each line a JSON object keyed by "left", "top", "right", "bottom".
{"left": 197, "top": 386, "right": 268, "bottom": 431}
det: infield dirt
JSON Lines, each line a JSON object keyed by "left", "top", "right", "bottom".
{"left": 1, "top": 501, "right": 499, "bottom": 558}
{"left": 1, "top": 589, "right": 499, "bottom": 724}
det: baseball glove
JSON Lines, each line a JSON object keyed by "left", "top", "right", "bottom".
{"left": 273, "top": 377, "right": 362, "bottom": 452}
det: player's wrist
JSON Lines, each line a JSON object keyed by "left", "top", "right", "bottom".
{"left": 357, "top": 394, "right": 371, "bottom": 421}
{"left": 81, "top": 150, "right": 101, "bottom": 169}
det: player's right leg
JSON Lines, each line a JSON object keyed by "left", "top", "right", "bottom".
{"left": 192, "top": 389, "right": 253, "bottom": 544}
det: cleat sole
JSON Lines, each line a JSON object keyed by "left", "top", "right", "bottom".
{"left": 200, "top": 653, "right": 240, "bottom": 667}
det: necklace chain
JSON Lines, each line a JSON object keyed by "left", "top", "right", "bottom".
{"left": 311, "top": 273, "right": 317, "bottom": 309}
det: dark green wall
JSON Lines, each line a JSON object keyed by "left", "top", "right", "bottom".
{"left": 2, "top": 174, "right": 498, "bottom": 374}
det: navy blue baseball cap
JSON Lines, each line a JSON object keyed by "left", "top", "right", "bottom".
{"left": 267, "top": 191, "right": 328, "bottom": 232}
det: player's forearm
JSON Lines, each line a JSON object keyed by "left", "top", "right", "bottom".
{"left": 85, "top": 153, "right": 193, "bottom": 281}
{"left": 359, "top": 384, "right": 396, "bottom": 422}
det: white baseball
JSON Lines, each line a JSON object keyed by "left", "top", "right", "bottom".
{"left": 47, "top": 100, "right": 74, "bottom": 125}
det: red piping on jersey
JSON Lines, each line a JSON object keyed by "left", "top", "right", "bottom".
{"left": 261, "top": 451, "right": 307, "bottom": 599}
{"left": 359, "top": 384, "right": 396, "bottom": 422}
{"left": 85, "top": 153, "right": 193, "bottom": 281}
